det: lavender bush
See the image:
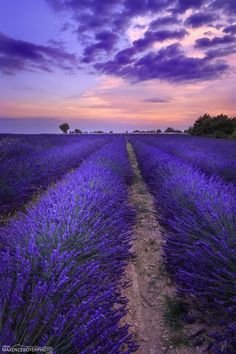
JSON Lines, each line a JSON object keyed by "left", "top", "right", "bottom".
{"left": 0, "top": 135, "right": 110, "bottom": 219}
{"left": 138, "top": 134, "right": 236, "bottom": 185}
{"left": 0, "top": 134, "right": 87, "bottom": 163}
{"left": 0, "top": 137, "right": 136, "bottom": 353}
{"left": 130, "top": 137, "right": 236, "bottom": 353}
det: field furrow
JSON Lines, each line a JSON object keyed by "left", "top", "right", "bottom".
{"left": 123, "top": 143, "right": 198, "bottom": 354}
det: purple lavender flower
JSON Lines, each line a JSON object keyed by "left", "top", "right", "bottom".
{"left": 130, "top": 136, "right": 236, "bottom": 353}
{"left": 0, "top": 138, "right": 136, "bottom": 353}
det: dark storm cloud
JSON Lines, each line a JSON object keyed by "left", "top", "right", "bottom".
{"left": 185, "top": 12, "right": 216, "bottom": 28}
{"left": 96, "top": 44, "right": 229, "bottom": 83}
{"left": 195, "top": 34, "right": 236, "bottom": 49}
{"left": 0, "top": 32, "right": 78, "bottom": 75}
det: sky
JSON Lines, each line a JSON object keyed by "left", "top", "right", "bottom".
{"left": 0, "top": 0, "right": 236, "bottom": 133}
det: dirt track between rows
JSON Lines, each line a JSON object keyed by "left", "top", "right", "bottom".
{"left": 123, "top": 143, "right": 196, "bottom": 354}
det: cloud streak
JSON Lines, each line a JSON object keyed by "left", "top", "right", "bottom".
{"left": 0, "top": 32, "right": 78, "bottom": 75}
{"left": 142, "top": 97, "right": 172, "bottom": 103}
{"left": 195, "top": 34, "right": 236, "bottom": 49}
{"left": 185, "top": 12, "right": 216, "bottom": 28}
{"left": 96, "top": 43, "right": 229, "bottom": 83}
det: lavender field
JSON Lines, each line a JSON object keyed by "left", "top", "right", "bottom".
{"left": 0, "top": 134, "right": 236, "bottom": 353}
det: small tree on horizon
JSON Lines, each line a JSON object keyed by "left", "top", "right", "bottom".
{"left": 164, "top": 127, "right": 175, "bottom": 133}
{"left": 75, "top": 128, "right": 82, "bottom": 134}
{"left": 59, "top": 123, "right": 70, "bottom": 134}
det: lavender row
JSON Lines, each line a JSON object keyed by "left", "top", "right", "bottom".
{"left": 0, "top": 134, "right": 91, "bottom": 163}
{"left": 0, "top": 137, "right": 136, "bottom": 353}
{"left": 130, "top": 138, "right": 236, "bottom": 353}
{"left": 0, "top": 135, "right": 110, "bottom": 219}
{"left": 138, "top": 134, "right": 236, "bottom": 185}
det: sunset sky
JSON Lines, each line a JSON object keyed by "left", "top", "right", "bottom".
{"left": 1, "top": 0, "right": 236, "bottom": 133}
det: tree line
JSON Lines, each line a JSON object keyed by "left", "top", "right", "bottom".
{"left": 59, "top": 113, "right": 236, "bottom": 139}
{"left": 59, "top": 124, "right": 185, "bottom": 135}
{"left": 189, "top": 113, "right": 236, "bottom": 139}
{"left": 59, "top": 124, "right": 113, "bottom": 134}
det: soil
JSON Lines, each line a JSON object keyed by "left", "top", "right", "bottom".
{"left": 123, "top": 143, "right": 200, "bottom": 354}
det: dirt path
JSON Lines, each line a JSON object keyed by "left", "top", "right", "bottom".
{"left": 124, "top": 143, "right": 196, "bottom": 354}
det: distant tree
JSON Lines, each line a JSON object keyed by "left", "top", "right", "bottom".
{"left": 190, "top": 113, "right": 213, "bottom": 135}
{"left": 90, "top": 130, "right": 105, "bottom": 134}
{"left": 75, "top": 128, "right": 82, "bottom": 134}
{"left": 132, "top": 130, "right": 141, "bottom": 134}
{"left": 190, "top": 113, "right": 236, "bottom": 138}
{"left": 156, "top": 129, "right": 162, "bottom": 134}
{"left": 59, "top": 123, "right": 70, "bottom": 134}
{"left": 212, "top": 114, "right": 235, "bottom": 136}
{"left": 164, "top": 127, "right": 175, "bottom": 133}
{"left": 109, "top": 130, "right": 113, "bottom": 134}
{"left": 231, "top": 129, "right": 236, "bottom": 140}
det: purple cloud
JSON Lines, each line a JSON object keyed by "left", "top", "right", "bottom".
{"left": 133, "top": 29, "right": 188, "bottom": 51}
{"left": 47, "top": 0, "right": 175, "bottom": 44}
{"left": 143, "top": 97, "right": 171, "bottom": 103}
{"left": 97, "top": 43, "right": 229, "bottom": 83}
{"left": 89, "top": 28, "right": 187, "bottom": 67}
{"left": 98, "top": 28, "right": 187, "bottom": 67}
{"left": 42, "top": 0, "right": 236, "bottom": 83}
{"left": 210, "top": 0, "right": 236, "bottom": 14}
{"left": 134, "top": 24, "right": 146, "bottom": 30}
{"left": 195, "top": 34, "right": 236, "bottom": 49}
{"left": 174, "top": 0, "right": 205, "bottom": 13}
{"left": 185, "top": 12, "right": 216, "bottom": 28}
{"left": 0, "top": 32, "right": 78, "bottom": 75}
{"left": 114, "top": 48, "right": 136, "bottom": 65}
{"left": 82, "top": 31, "right": 118, "bottom": 63}
{"left": 149, "top": 16, "right": 181, "bottom": 30}
{"left": 224, "top": 24, "right": 236, "bottom": 34}
{"left": 47, "top": 0, "right": 236, "bottom": 40}
{"left": 206, "top": 45, "right": 236, "bottom": 59}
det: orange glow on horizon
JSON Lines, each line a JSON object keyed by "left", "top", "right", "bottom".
{"left": 1, "top": 72, "right": 236, "bottom": 130}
